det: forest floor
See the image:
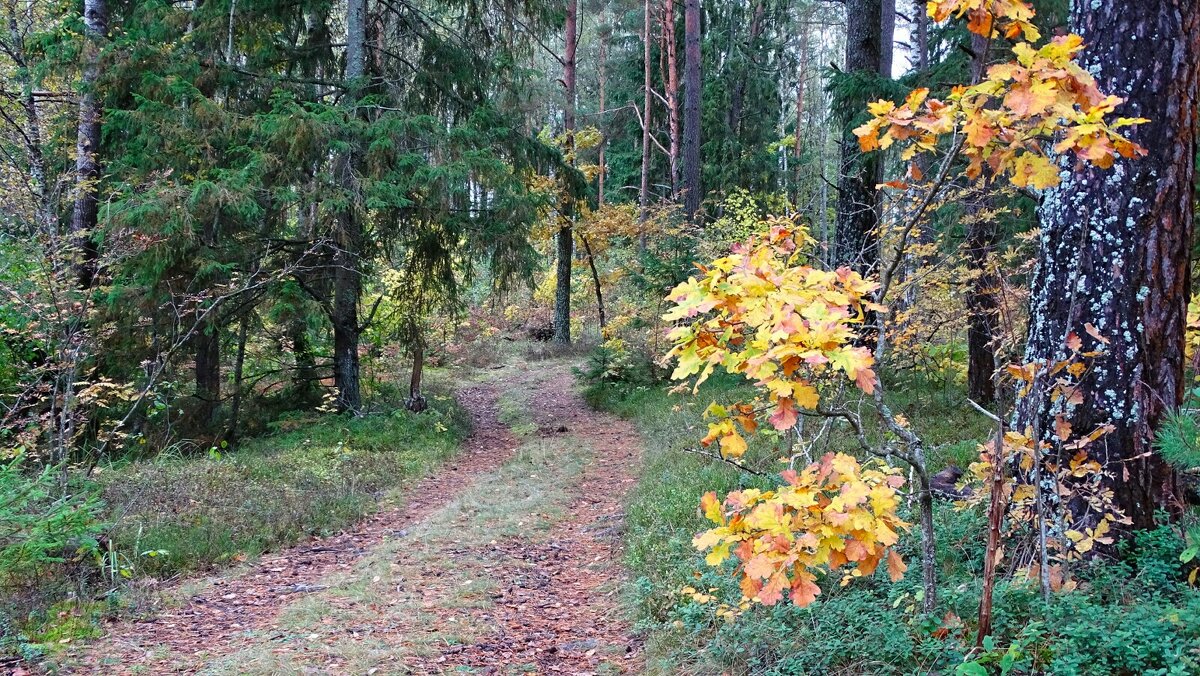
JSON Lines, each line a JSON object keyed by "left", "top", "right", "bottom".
{"left": 66, "top": 357, "right": 644, "bottom": 675}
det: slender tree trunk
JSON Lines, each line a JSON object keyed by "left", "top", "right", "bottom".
{"left": 1013, "top": 0, "right": 1198, "bottom": 531}
{"left": 290, "top": 320, "right": 318, "bottom": 406}
{"left": 727, "top": 0, "right": 764, "bottom": 139}
{"left": 639, "top": 0, "right": 653, "bottom": 227}
{"left": 407, "top": 321, "right": 427, "bottom": 412}
{"left": 899, "top": 0, "right": 932, "bottom": 309}
{"left": 834, "top": 0, "right": 883, "bottom": 273}
{"left": 681, "top": 0, "right": 701, "bottom": 223}
{"left": 965, "top": 32, "right": 999, "bottom": 405}
{"left": 879, "top": 0, "right": 894, "bottom": 79}
{"left": 5, "top": 10, "right": 54, "bottom": 237}
{"left": 976, "top": 412, "right": 1005, "bottom": 643}
{"left": 71, "top": 0, "right": 109, "bottom": 289}
{"left": 913, "top": 0, "right": 928, "bottom": 72}
{"left": 553, "top": 0, "right": 578, "bottom": 345}
{"left": 965, "top": 208, "right": 999, "bottom": 404}
{"left": 793, "top": 18, "right": 810, "bottom": 206}
{"left": 663, "top": 0, "right": 681, "bottom": 197}
{"left": 332, "top": 0, "right": 367, "bottom": 412}
{"left": 597, "top": 35, "right": 607, "bottom": 208}
{"left": 581, "top": 235, "right": 606, "bottom": 329}
{"left": 225, "top": 312, "right": 249, "bottom": 445}
{"left": 194, "top": 319, "right": 221, "bottom": 427}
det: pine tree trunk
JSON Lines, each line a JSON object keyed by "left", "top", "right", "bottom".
{"left": 663, "top": 0, "right": 681, "bottom": 197}
{"left": 225, "top": 312, "right": 249, "bottom": 445}
{"left": 597, "top": 36, "right": 607, "bottom": 207}
{"left": 639, "top": 0, "right": 652, "bottom": 227}
{"left": 681, "top": 0, "right": 701, "bottom": 223}
{"left": 834, "top": 0, "right": 882, "bottom": 273}
{"left": 553, "top": 0, "right": 577, "bottom": 345}
{"left": 331, "top": 228, "right": 362, "bottom": 411}
{"left": 407, "top": 322, "right": 427, "bottom": 413}
{"left": 71, "top": 0, "right": 108, "bottom": 288}
{"left": 1014, "top": 0, "right": 1198, "bottom": 530}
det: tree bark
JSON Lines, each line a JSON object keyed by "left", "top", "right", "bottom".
{"left": 792, "top": 15, "right": 810, "bottom": 206}
{"left": 833, "top": 0, "right": 883, "bottom": 273}
{"left": 1013, "top": 0, "right": 1198, "bottom": 531}
{"left": 965, "top": 32, "right": 999, "bottom": 405}
{"left": 332, "top": 0, "right": 367, "bottom": 412}
{"left": 663, "top": 0, "right": 681, "bottom": 197}
{"left": 879, "top": 0, "right": 894, "bottom": 79}
{"left": 597, "top": 34, "right": 607, "bottom": 207}
{"left": 965, "top": 205, "right": 999, "bottom": 405}
{"left": 912, "top": 0, "right": 928, "bottom": 72}
{"left": 71, "top": 0, "right": 108, "bottom": 289}
{"left": 407, "top": 322, "right": 427, "bottom": 413}
{"left": 194, "top": 319, "right": 221, "bottom": 427}
{"left": 681, "top": 0, "right": 701, "bottom": 223}
{"left": 225, "top": 312, "right": 249, "bottom": 445}
{"left": 553, "top": 0, "right": 577, "bottom": 345}
{"left": 639, "top": 0, "right": 653, "bottom": 227}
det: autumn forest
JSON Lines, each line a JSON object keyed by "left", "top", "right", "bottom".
{"left": 1, "top": 0, "right": 1199, "bottom": 673}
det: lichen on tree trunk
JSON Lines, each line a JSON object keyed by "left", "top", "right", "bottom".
{"left": 1013, "top": 0, "right": 1198, "bottom": 530}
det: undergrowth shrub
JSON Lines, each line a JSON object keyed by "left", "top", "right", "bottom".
{"left": 0, "top": 459, "right": 105, "bottom": 658}
{"left": 593, "top": 378, "right": 1200, "bottom": 676}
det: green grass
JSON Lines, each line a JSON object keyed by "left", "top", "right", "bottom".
{"left": 587, "top": 373, "right": 1200, "bottom": 675}
{"left": 97, "top": 393, "right": 469, "bottom": 580}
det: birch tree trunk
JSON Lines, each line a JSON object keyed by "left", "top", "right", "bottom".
{"left": 71, "top": 0, "right": 108, "bottom": 289}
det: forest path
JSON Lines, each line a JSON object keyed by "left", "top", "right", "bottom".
{"left": 76, "top": 357, "right": 643, "bottom": 675}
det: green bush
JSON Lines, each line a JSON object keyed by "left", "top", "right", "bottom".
{"left": 0, "top": 458, "right": 104, "bottom": 588}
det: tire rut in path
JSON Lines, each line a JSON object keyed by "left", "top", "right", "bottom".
{"left": 408, "top": 365, "right": 644, "bottom": 675}
{"left": 78, "top": 381, "right": 517, "bottom": 673}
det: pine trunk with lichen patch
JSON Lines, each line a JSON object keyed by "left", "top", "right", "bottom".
{"left": 1013, "top": 0, "right": 1198, "bottom": 530}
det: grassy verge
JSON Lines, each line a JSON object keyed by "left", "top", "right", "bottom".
{"left": 587, "top": 376, "right": 1200, "bottom": 675}
{"left": 5, "top": 374, "right": 469, "bottom": 660}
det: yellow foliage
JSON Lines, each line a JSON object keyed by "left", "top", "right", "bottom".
{"left": 663, "top": 223, "right": 882, "bottom": 456}
{"left": 856, "top": 2, "right": 1145, "bottom": 191}
{"left": 693, "top": 453, "right": 909, "bottom": 607}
